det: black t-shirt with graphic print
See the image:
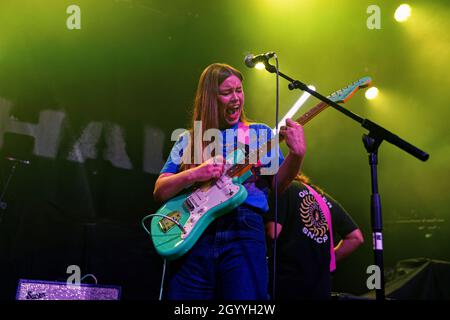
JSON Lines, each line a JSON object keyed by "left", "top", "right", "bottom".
{"left": 265, "top": 180, "right": 358, "bottom": 300}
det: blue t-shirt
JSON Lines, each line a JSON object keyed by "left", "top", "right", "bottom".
{"left": 160, "top": 122, "right": 284, "bottom": 213}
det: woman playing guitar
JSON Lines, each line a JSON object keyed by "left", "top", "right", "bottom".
{"left": 153, "top": 63, "right": 305, "bottom": 300}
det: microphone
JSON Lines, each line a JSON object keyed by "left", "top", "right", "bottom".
{"left": 244, "top": 51, "right": 276, "bottom": 68}
{"left": 5, "top": 156, "right": 30, "bottom": 165}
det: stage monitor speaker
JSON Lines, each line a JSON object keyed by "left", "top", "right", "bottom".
{"left": 16, "top": 279, "right": 121, "bottom": 300}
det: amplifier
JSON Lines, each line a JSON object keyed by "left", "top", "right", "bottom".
{"left": 16, "top": 279, "right": 121, "bottom": 300}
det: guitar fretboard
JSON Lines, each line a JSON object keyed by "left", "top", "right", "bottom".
{"left": 225, "top": 100, "right": 332, "bottom": 178}
{"left": 224, "top": 76, "right": 371, "bottom": 178}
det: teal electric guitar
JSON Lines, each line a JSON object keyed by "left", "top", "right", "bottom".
{"left": 144, "top": 76, "right": 372, "bottom": 260}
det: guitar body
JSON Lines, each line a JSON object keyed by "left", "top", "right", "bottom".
{"left": 150, "top": 148, "right": 252, "bottom": 260}
{"left": 150, "top": 176, "right": 249, "bottom": 260}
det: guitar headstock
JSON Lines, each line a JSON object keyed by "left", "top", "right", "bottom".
{"left": 328, "top": 76, "right": 372, "bottom": 103}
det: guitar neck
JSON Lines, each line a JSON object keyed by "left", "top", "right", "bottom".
{"left": 226, "top": 76, "right": 372, "bottom": 178}
{"left": 226, "top": 100, "right": 330, "bottom": 177}
{"left": 257, "top": 100, "right": 330, "bottom": 153}
{"left": 296, "top": 101, "right": 329, "bottom": 126}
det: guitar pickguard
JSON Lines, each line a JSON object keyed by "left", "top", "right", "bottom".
{"left": 181, "top": 175, "right": 240, "bottom": 238}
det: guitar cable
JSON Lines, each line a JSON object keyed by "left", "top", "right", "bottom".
{"left": 141, "top": 214, "right": 172, "bottom": 300}
{"left": 159, "top": 258, "right": 167, "bottom": 300}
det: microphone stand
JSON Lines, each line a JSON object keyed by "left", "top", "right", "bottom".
{"left": 0, "top": 158, "right": 29, "bottom": 224}
{"left": 262, "top": 62, "right": 429, "bottom": 301}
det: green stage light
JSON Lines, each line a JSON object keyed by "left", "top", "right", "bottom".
{"left": 395, "top": 4, "right": 412, "bottom": 22}
{"left": 365, "top": 87, "right": 379, "bottom": 100}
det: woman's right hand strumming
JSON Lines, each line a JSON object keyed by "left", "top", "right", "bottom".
{"left": 191, "top": 156, "right": 225, "bottom": 182}
{"left": 153, "top": 156, "right": 225, "bottom": 203}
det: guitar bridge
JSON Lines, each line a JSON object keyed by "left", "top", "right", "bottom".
{"left": 158, "top": 211, "right": 182, "bottom": 233}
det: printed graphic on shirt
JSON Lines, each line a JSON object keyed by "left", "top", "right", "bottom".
{"left": 298, "top": 193, "right": 329, "bottom": 245}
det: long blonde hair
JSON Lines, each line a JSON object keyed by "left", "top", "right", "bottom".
{"left": 294, "top": 173, "right": 327, "bottom": 195}
{"left": 181, "top": 63, "right": 249, "bottom": 171}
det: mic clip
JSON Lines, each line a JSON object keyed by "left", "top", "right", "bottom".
{"left": 5, "top": 157, "right": 31, "bottom": 165}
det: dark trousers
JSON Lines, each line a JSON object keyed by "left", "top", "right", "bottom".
{"left": 167, "top": 207, "right": 269, "bottom": 300}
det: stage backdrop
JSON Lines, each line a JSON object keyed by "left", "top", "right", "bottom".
{"left": 1, "top": 0, "right": 449, "bottom": 299}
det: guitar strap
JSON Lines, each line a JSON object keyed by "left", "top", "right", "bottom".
{"left": 237, "top": 121, "right": 250, "bottom": 145}
{"left": 237, "top": 122, "right": 262, "bottom": 169}
{"left": 303, "top": 183, "right": 336, "bottom": 272}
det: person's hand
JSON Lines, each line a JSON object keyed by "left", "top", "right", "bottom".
{"left": 192, "top": 155, "right": 225, "bottom": 182}
{"left": 279, "top": 118, "right": 306, "bottom": 158}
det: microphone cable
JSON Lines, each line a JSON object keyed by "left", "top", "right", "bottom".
{"left": 272, "top": 54, "right": 280, "bottom": 300}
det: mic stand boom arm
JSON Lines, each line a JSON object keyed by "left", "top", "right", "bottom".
{"left": 264, "top": 63, "right": 429, "bottom": 162}
{"left": 262, "top": 62, "right": 429, "bottom": 301}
